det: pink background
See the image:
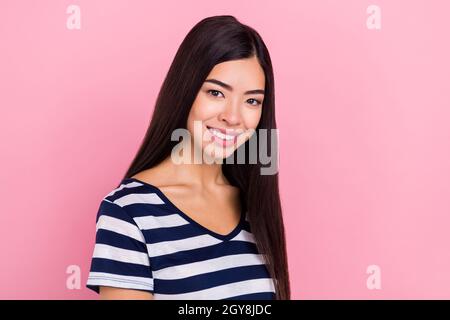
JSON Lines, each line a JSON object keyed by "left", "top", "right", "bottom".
{"left": 1, "top": 0, "right": 449, "bottom": 299}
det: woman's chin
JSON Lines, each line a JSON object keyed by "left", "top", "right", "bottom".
{"left": 201, "top": 144, "right": 236, "bottom": 162}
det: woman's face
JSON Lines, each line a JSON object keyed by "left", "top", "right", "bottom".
{"left": 187, "top": 55, "right": 265, "bottom": 160}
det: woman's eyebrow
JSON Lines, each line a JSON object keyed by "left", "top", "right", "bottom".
{"left": 204, "top": 78, "right": 265, "bottom": 95}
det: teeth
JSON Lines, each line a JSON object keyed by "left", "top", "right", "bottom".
{"left": 209, "top": 128, "right": 235, "bottom": 141}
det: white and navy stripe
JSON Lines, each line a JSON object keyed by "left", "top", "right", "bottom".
{"left": 86, "top": 178, "right": 276, "bottom": 300}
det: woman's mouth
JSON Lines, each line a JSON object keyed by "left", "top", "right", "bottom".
{"left": 206, "top": 126, "right": 242, "bottom": 147}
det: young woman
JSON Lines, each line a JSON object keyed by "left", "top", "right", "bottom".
{"left": 86, "top": 15, "right": 290, "bottom": 300}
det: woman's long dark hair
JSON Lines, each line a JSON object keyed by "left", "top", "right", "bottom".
{"left": 122, "top": 15, "right": 290, "bottom": 299}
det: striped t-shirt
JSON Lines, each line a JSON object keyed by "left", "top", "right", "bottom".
{"left": 86, "top": 177, "right": 276, "bottom": 299}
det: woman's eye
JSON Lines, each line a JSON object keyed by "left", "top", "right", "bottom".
{"left": 207, "top": 90, "right": 224, "bottom": 98}
{"left": 206, "top": 90, "right": 261, "bottom": 106}
{"left": 247, "top": 98, "right": 262, "bottom": 106}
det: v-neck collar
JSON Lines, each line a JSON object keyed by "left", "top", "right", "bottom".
{"left": 123, "top": 177, "right": 246, "bottom": 241}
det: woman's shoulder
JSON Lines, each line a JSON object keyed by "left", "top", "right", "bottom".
{"left": 99, "top": 172, "right": 174, "bottom": 219}
{"left": 129, "top": 168, "right": 164, "bottom": 187}
{"left": 129, "top": 168, "right": 191, "bottom": 201}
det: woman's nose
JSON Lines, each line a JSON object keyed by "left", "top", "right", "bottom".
{"left": 219, "top": 100, "right": 241, "bottom": 126}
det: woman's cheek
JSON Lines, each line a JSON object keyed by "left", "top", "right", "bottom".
{"left": 192, "top": 95, "right": 213, "bottom": 114}
{"left": 200, "top": 103, "right": 224, "bottom": 119}
{"left": 242, "top": 108, "right": 262, "bottom": 130}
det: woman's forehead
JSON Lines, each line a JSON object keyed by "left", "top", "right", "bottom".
{"left": 206, "top": 57, "right": 265, "bottom": 90}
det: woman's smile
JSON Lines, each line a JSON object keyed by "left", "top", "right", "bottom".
{"left": 206, "top": 125, "right": 243, "bottom": 147}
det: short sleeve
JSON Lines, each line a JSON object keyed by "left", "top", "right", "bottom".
{"left": 86, "top": 199, "right": 154, "bottom": 294}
